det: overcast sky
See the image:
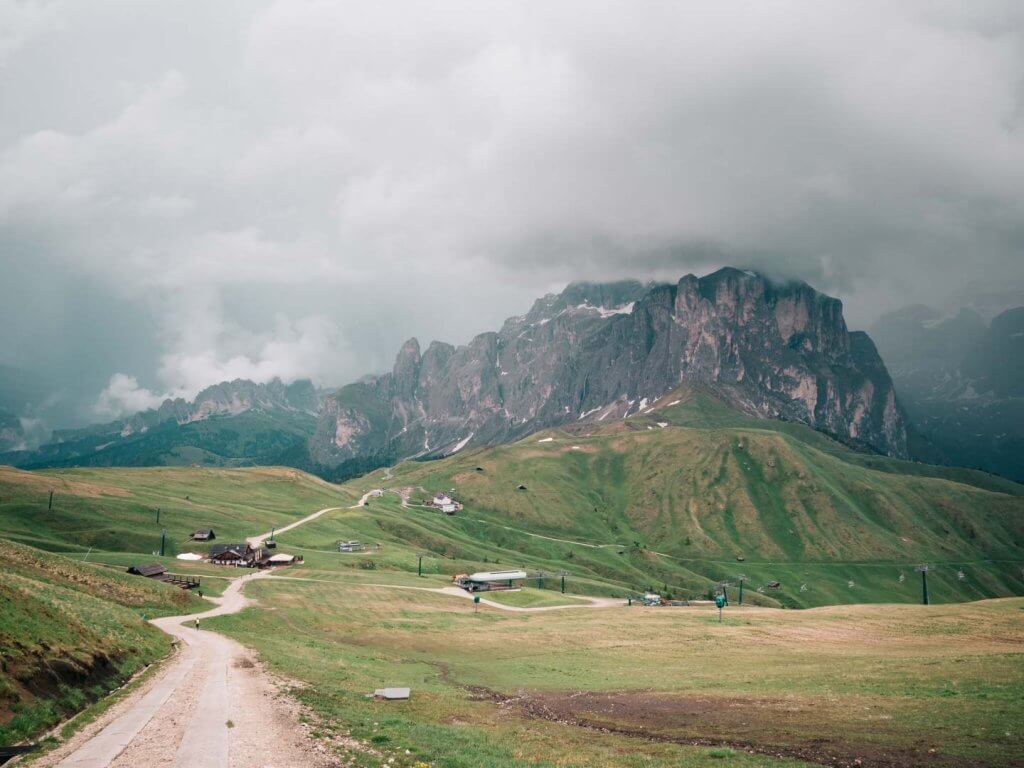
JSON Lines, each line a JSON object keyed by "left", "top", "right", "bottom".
{"left": 2, "top": 0, "right": 1024, "bottom": 425}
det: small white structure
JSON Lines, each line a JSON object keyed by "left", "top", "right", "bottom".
{"left": 643, "top": 593, "right": 662, "bottom": 606}
{"left": 455, "top": 570, "right": 528, "bottom": 592}
{"left": 267, "top": 553, "right": 298, "bottom": 565}
{"left": 373, "top": 687, "right": 410, "bottom": 700}
{"left": 176, "top": 552, "right": 203, "bottom": 561}
{"left": 370, "top": 489, "right": 383, "bottom": 498}
{"left": 432, "top": 492, "right": 460, "bottom": 514}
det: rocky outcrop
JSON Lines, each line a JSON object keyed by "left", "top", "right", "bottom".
{"left": 310, "top": 269, "right": 908, "bottom": 475}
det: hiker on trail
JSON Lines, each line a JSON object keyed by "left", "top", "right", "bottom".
{"left": 194, "top": 619, "right": 200, "bottom": 631}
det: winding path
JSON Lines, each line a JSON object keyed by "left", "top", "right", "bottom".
{"left": 49, "top": 572, "right": 331, "bottom": 768}
{"left": 269, "top": 575, "right": 623, "bottom": 613}
{"left": 247, "top": 505, "right": 344, "bottom": 548}
{"left": 39, "top": 493, "right": 619, "bottom": 767}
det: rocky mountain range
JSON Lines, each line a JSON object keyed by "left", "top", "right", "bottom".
{"left": 2, "top": 378, "right": 321, "bottom": 469}
{"left": 308, "top": 268, "right": 907, "bottom": 479}
{"left": 871, "top": 304, "right": 1024, "bottom": 482}
{"left": 4, "top": 268, "right": 920, "bottom": 480}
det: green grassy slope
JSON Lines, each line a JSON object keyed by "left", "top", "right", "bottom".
{"left": 8, "top": 409, "right": 318, "bottom": 470}
{"left": 0, "top": 539, "right": 201, "bottom": 743}
{"left": 317, "top": 387, "right": 1024, "bottom": 607}
{"left": 1, "top": 387, "right": 1021, "bottom": 609}
{"left": 0, "top": 465, "right": 354, "bottom": 556}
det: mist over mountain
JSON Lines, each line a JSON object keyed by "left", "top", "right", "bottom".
{"left": 872, "top": 302, "right": 1024, "bottom": 482}
{"left": 2, "top": 378, "right": 322, "bottom": 470}
{"left": 5, "top": 269, "right": 908, "bottom": 480}
{"left": 10, "top": 267, "right": 1024, "bottom": 484}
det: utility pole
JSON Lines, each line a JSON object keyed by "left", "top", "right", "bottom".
{"left": 917, "top": 564, "right": 930, "bottom": 605}
{"left": 156, "top": 507, "right": 160, "bottom": 525}
{"left": 558, "top": 570, "right": 568, "bottom": 594}
{"left": 416, "top": 552, "right": 425, "bottom": 577}
{"left": 537, "top": 570, "right": 545, "bottom": 590}
{"left": 160, "top": 529, "right": 166, "bottom": 557}
{"left": 48, "top": 489, "right": 54, "bottom": 510}
{"left": 737, "top": 575, "right": 746, "bottom": 605}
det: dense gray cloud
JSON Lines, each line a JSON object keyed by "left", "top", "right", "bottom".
{"left": 2, "top": 0, "right": 1024, "bottom": 426}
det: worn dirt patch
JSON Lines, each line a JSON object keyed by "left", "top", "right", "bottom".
{"left": 468, "top": 688, "right": 1013, "bottom": 768}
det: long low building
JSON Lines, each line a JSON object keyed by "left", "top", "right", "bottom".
{"left": 454, "top": 570, "right": 528, "bottom": 592}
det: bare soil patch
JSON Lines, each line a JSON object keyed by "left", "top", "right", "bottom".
{"left": 468, "top": 687, "right": 1015, "bottom": 768}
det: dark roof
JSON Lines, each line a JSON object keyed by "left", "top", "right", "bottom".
{"left": 128, "top": 563, "right": 167, "bottom": 577}
{"left": 192, "top": 528, "right": 215, "bottom": 539}
{"left": 209, "top": 543, "right": 248, "bottom": 558}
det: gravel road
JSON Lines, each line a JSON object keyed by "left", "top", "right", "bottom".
{"left": 44, "top": 572, "right": 336, "bottom": 768}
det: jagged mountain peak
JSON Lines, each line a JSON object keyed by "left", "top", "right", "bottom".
{"left": 311, "top": 269, "right": 907, "bottom": 479}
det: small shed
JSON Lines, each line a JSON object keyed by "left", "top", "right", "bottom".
{"left": 248, "top": 548, "right": 272, "bottom": 567}
{"left": 517, "top": 484, "right": 528, "bottom": 491}
{"left": 127, "top": 563, "right": 167, "bottom": 579}
{"left": 338, "top": 540, "right": 365, "bottom": 552}
{"left": 191, "top": 528, "right": 216, "bottom": 541}
{"left": 267, "top": 553, "right": 298, "bottom": 566}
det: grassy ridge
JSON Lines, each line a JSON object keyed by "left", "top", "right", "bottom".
{"left": 1, "top": 387, "right": 1022, "bottom": 607}
{"left": 0, "top": 465, "right": 353, "bottom": 555}
{"left": 319, "top": 388, "right": 1024, "bottom": 606}
{"left": 0, "top": 540, "right": 200, "bottom": 743}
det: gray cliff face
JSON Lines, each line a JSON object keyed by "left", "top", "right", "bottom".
{"left": 310, "top": 269, "right": 908, "bottom": 474}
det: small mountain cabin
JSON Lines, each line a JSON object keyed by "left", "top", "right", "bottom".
{"left": 191, "top": 528, "right": 215, "bottom": 541}
{"left": 208, "top": 544, "right": 251, "bottom": 563}
{"left": 127, "top": 563, "right": 167, "bottom": 579}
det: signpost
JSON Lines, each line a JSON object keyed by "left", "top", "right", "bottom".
{"left": 715, "top": 593, "right": 726, "bottom": 623}
{"left": 159, "top": 529, "right": 166, "bottom": 557}
{"left": 473, "top": 594, "right": 480, "bottom": 613}
{"left": 156, "top": 507, "right": 160, "bottom": 524}
{"left": 536, "top": 570, "right": 545, "bottom": 590}
{"left": 737, "top": 575, "right": 747, "bottom": 605}
{"left": 718, "top": 581, "right": 730, "bottom": 606}
{"left": 558, "top": 570, "right": 568, "bottom": 594}
{"left": 416, "top": 552, "right": 426, "bottom": 577}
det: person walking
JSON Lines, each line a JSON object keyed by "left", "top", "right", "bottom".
{"left": 194, "top": 618, "right": 200, "bottom": 631}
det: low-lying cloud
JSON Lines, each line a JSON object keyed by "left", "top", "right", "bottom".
{"left": 2, "top": 0, "right": 1023, "bottom": 426}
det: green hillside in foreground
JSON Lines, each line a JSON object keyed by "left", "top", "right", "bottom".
{"left": 0, "top": 540, "right": 200, "bottom": 743}
{"left": 319, "top": 386, "right": 1024, "bottom": 607}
